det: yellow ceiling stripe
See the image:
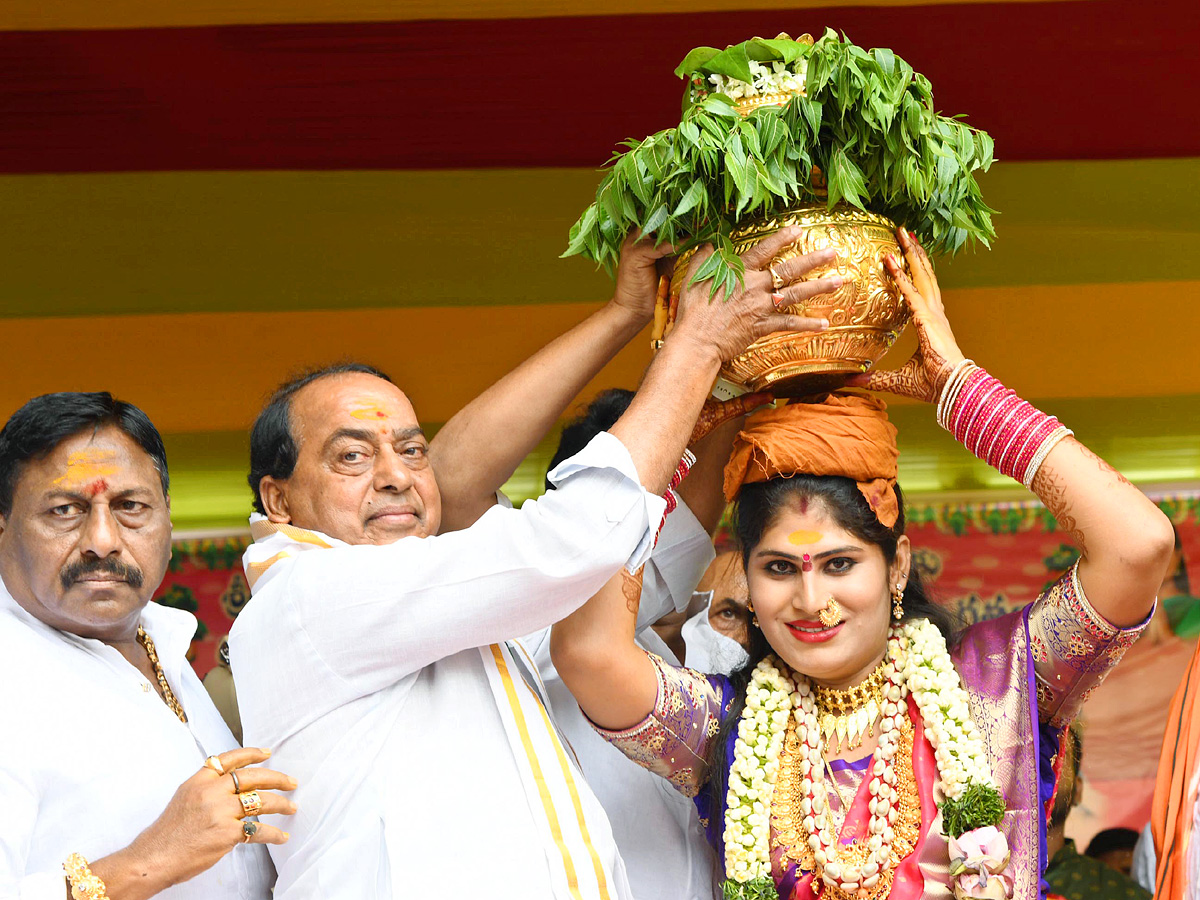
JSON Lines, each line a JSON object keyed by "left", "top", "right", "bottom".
{"left": 0, "top": 0, "right": 1091, "bottom": 32}
{"left": 2, "top": 158, "right": 1196, "bottom": 320}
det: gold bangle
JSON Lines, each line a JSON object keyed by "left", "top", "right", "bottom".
{"left": 64, "top": 853, "right": 109, "bottom": 900}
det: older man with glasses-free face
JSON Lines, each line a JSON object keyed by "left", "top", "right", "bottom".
{"left": 228, "top": 231, "right": 840, "bottom": 900}
{"left": 0, "top": 392, "right": 295, "bottom": 900}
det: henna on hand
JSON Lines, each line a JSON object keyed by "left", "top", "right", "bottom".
{"left": 1031, "top": 464, "right": 1089, "bottom": 557}
{"left": 689, "top": 392, "right": 773, "bottom": 445}
{"left": 622, "top": 566, "right": 645, "bottom": 615}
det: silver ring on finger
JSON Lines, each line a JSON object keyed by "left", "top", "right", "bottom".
{"left": 768, "top": 264, "right": 785, "bottom": 291}
{"left": 229, "top": 770, "right": 240, "bottom": 793}
{"left": 242, "top": 821, "right": 259, "bottom": 843}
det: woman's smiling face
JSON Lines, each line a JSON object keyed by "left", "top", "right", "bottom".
{"left": 747, "top": 499, "right": 910, "bottom": 689}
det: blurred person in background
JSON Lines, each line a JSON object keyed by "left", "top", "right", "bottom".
{"left": 697, "top": 550, "right": 752, "bottom": 650}
{"left": 1045, "top": 726, "right": 1151, "bottom": 900}
{"left": 1085, "top": 828, "right": 1142, "bottom": 878}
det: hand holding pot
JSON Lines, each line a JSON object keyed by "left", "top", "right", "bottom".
{"left": 672, "top": 226, "right": 841, "bottom": 365}
{"left": 851, "top": 228, "right": 966, "bottom": 402}
{"left": 610, "top": 232, "right": 677, "bottom": 325}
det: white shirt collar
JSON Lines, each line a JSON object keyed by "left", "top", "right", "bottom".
{"left": 0, "top": 572, "right": 197, "bottom": 667}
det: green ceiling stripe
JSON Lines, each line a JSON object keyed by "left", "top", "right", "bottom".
{"left": 164, "top": 394, "right": 1200, "bottom": 532}
{"left": 1, "top": 158, "right": 1197, "bottom": 321}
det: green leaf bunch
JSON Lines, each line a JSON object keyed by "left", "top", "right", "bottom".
{"left": 939, "top": 781, "right": 1006, "bottom": 838}
{"left": 564, "top": 29, "right": 996, "bottom": 294}
{"left": 721, "top": 875, "right": 777, "bottom": 900}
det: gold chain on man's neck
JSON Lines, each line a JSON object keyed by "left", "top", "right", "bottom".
{"left": 137, "top": 626, "right": 188, "bottom": 723}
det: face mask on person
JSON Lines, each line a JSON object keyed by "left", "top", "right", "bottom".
{"left": 681, "top": 592, "right": 751, "bottom": 675}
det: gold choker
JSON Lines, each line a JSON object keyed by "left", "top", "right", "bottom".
{"left": 813, "top": 661, "right": 887, "bottom": 753}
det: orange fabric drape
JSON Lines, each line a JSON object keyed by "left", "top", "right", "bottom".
{"left": 1152, "top": 639, "right": 1200, "bottom": 898}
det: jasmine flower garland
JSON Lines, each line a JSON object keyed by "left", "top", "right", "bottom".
{"left": 720, "top": 619, "right": 1007, "bottom": 900}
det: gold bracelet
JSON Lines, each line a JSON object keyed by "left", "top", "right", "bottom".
{"left": 64, "top": 853, "right": 109, "bottom": 900}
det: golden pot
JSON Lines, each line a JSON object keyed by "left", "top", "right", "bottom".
{"left": 670, "top": 204, "right": 910, "bottom": 397}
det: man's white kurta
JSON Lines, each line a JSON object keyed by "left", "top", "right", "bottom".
{"left": 230, "top": 433, "right": 665, "bottom": 899}
{"left": 521, "top": 498, "right": 723, "bottom": 900}
{"left": 0, "top": 586, "right": 275, "bottom": 900}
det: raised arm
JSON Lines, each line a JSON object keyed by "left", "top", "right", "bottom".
{"left": 430, "top": 237, "right": 671, "bottom": 533}
{"left": 551, "top": 234, "right": 840, "bottom": 730}
{"left": 861, "top": 230, "right": 1174, "bottom": 627}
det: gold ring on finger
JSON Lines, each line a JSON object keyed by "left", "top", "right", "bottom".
{"left": 242, "top": 821, "right": 259, "bottom": 843}
{"left": 228, "top": 770, "right": 240, "bottom": 793}
{"left": 768, "top": 264, "right": 785, "bottom": 291}
{"left": 238, "top": 790, "right": 263, "bottom": 816}
{"left": 204, "top": 755, "right": 226, "bottom": 776}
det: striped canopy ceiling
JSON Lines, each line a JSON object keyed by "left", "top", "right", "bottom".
{"left": 1, "top": 0, "right": 1198, "bottom": 530}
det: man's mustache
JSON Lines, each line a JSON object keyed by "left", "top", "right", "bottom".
{"left": 60, "top": 557, "right": 144, "bottom": 590}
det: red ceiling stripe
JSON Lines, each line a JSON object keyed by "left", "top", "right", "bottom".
{"left": 0, "top": 0, "right": 1195, "bottom": 174}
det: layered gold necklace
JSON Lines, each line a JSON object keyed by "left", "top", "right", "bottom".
{"left": 813, "top": 659, "right": 886, "bottom": 753}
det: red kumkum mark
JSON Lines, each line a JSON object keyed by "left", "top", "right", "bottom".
{"left": 84, "top": 479, "right": 109, "bottom": 498}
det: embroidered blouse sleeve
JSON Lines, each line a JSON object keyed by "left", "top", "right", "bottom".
{"left": 1029, "top": 561, "right": 1153, "bottom": 728}
{"left": 591, "top": 652, "right": 727, "bottom": 798}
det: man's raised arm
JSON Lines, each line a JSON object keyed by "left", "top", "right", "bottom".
{"left": 429, "top": 237, "right": 673, "bottom": 532}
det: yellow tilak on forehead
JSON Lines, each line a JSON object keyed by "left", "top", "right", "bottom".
{"left": 348, "top": 400, "right": 394, "bottom": 421}
{"left": 787, "top": 530, "right": 823, "bottom": 545}
{"left": 51, "top": 449, "right": 119, "bottom": 488}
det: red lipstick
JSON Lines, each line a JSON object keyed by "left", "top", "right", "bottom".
{"left": 785, "top": 620, "right": 843, "bottom": 643}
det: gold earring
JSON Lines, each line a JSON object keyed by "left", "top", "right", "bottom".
{"left": 748, "top": 600, "right": 759, "bottom": 629}
{"left": 892, "top": 585, "right": 904, "bottom": 621}
{"left": 818, "top": 596, "right": 842, "bottom": 628}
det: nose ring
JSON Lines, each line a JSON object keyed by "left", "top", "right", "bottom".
{"left": 818, "top": 597, "right": 842, "bottom": 628}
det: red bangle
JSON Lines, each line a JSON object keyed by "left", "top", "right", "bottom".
{"left": 942, "top": 368, "right": 1071, "bottom": 486}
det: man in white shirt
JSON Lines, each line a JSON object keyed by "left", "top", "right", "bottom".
{"left": 0, "top": 391, "right": 294, "bottom": 900}
{"left": 230, "top": 230, "right": 838, "bottom": 898}
{"left": 521, "top": 390, "right": 756, "bottom": 900}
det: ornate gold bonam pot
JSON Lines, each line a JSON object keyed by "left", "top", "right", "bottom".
{"left": 669, "top": 203, "right": 910, "bottom": 397}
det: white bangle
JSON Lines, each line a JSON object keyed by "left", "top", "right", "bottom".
{"left": 1022, "top": 426, "right": 1074, "bottom": 489}
{"left": 936, "top": 359, "right": 976, "bottom": 428}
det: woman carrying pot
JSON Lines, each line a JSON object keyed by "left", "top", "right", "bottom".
{"left": 550, "top": 230, "right": 1174, "bottom": 900}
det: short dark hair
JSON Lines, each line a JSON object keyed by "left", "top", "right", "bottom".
{"left": 0, "top": 392, "right": 169, "bottom": 517}
{"left": 1085, "top": 827, "right": 1141, "bottom": 858}
{"left": 544, "top": 389, "right": 635, "bottom": 491}
{"left": 248, "top": 362, "right": 393, "bottom": 514}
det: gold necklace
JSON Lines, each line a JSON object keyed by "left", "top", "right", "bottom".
{"left": 813, "top": 660, "right": 886, "bottom": 754}
{"left": 137, "top": 626, "right": 188, "bottom": 723}
{"left": 771, "top": 714, "right": 922, "bottom": 900}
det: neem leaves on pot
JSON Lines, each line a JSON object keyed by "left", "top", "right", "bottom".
{"left": 564, "top": 29, "right": 996, "bottom": 298}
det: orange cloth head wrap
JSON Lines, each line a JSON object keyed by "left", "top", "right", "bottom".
{"left": 723, "top": 392, "right": 901, "bottom": 527}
